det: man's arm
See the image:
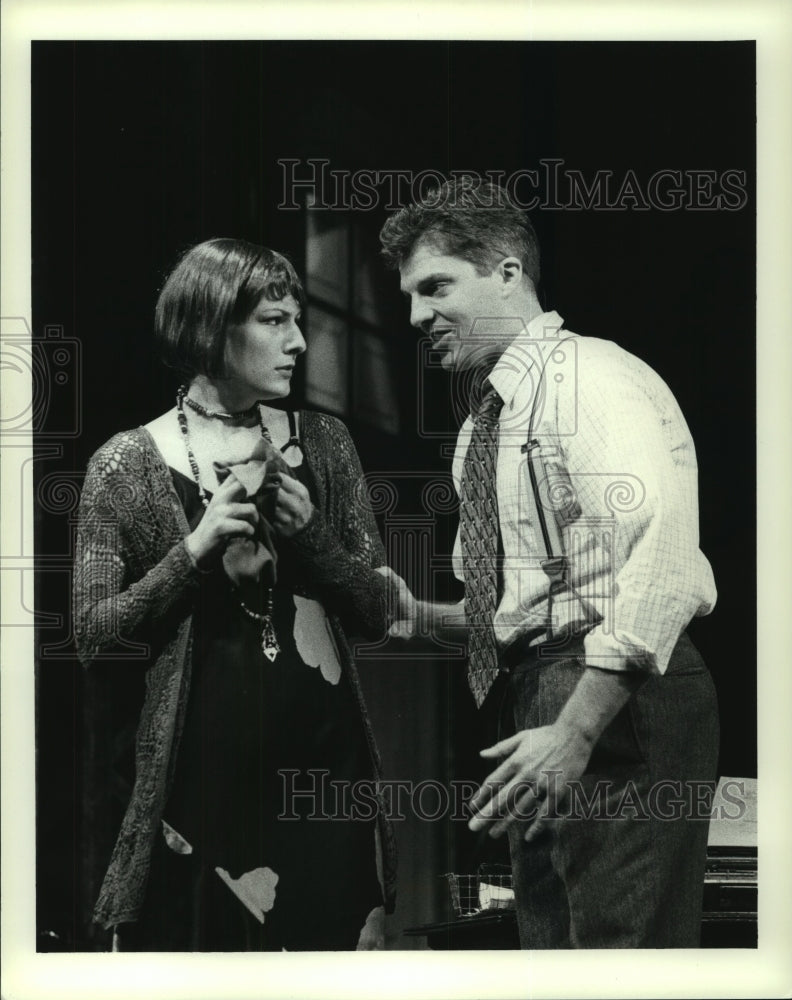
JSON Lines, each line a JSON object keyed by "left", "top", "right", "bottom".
{"left": 468, "top": 341, "right": 710, "bottom": 839}
{"left": 398, "top": 598, "right": 469, "bottom": 639}
{"left": 375, "top": 567, "right": 468, "bottom": 640}
{"left": 567, "top": 342, "right": 715, "bottom": 675}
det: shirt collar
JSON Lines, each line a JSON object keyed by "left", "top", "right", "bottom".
{"left": 486, "top": 310, "right": 565, "bottom": 409}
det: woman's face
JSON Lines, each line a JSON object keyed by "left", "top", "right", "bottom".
{"left": 222, "top": 293, "right": 306, "bottom": 401}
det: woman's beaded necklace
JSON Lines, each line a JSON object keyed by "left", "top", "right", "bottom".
{"left": 176, "top": 384, "right": 280, "bottom": 661}
{"left": 182, "top": 393, "right": 264, "bottom": 423}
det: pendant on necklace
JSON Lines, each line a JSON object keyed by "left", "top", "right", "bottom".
{"left": 261, "top": 620, "right": 280, "bottom": 662}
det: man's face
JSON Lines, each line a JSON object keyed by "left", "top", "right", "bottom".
{"left": 399, "top": 241, "right": 516, "bottom": 372}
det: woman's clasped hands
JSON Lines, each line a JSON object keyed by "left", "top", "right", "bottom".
{"left": 185, "top": 471, "right": 315, "bottom": 570}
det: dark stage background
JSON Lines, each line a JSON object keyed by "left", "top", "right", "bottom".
{"left": 32, "top": 40, "right": 755, "bottom": 950}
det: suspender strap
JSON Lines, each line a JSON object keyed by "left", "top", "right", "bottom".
{"left": 521, "top": 337, "right": 575, "bottom": 575}
{"left": 515, "top": 335, "right": 603, "bottom": 647}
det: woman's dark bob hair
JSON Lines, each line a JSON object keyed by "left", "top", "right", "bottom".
{"left": 155, "top": 238, "right": 305, "bottom": 379}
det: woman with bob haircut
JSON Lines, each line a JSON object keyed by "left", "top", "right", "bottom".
{"left": 73, "top": 238, "right": 399, "bottom": 951}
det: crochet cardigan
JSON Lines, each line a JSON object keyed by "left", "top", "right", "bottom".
{"left": 73, "top": 411, "right": 397, "bottom": 929}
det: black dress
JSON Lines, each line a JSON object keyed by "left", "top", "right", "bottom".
{"left": 129, "top": 429, "right": 383, "bottom": 951}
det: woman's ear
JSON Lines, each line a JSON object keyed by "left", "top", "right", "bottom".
{"left": 497, "top": 256, "right": 524, "bottom": 297}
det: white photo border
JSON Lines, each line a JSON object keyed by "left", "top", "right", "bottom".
{"left": 2, "top": 1, "right": 791, "bottom": 998}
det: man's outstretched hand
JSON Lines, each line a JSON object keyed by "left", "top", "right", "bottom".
{"left": 375, "top": 565, "right": 419, "bottom": 638}
{"left": 467, "top": 722, "right": 595, "bottom": 842}
{"left": 375, "top": 567, "right": 468, "bottom": 641}
{"left": 467, "top": 665, "right": 647, "bottom": 841}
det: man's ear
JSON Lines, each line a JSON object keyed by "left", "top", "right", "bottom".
{"left": 496, "top": 256, "right": 523, "bottom": 297}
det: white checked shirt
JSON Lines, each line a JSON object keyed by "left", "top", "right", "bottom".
{"left": 451, "top": 311, "right": 717, "bottom": 675}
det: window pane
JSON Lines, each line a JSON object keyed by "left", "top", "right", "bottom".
{"left": 353, "top": 330, "right": 399, "bottom": 434}
{"left": 306, "top": 206, "right": 349, "bottom": 309}
{"left": 305, "top": 306, "right": 348, "bottom": 414}
{"left": 352, "top": 220, "right": 389, "bottom": 326}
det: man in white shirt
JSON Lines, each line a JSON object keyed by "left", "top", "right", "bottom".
{"left": 379, "top": 176, "right": 719, "bottom": 948}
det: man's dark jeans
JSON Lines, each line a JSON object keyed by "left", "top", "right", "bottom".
{"left": 501, "top": 631, "right": 719, "bottom": 948}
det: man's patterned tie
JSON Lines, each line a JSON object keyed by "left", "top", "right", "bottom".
{"left": 460, "top": 383, "right": 504, "bottom": 708}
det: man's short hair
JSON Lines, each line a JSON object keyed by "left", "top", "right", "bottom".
{"left": 155, "top": 237, "right": 304, "bottom": 379}
{"left": 379, "top": 176, "right": 540, "bottom": 287}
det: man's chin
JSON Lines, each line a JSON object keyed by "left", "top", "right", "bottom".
{"left": 441, "top": 345, "right": 499, "bottom": 373}
{"left": 439, "top": 350, "right": 457, "bottom": 371}
{"left": 449, "top": 346, "right": 490, "bottom": 372}
{"left": 452, "top": 350, "right": 495, "bottom": 374}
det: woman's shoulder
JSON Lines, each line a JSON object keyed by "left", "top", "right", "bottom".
{"left": 143, "top": 408, "right": 186, "bottom": 472}
{"left": 298, "top": 408, "right": 351, "bottom": 443}
{"left": 86, "top": 426, "right": 160, "bottom": 478}
{"left": 297, "top": 411, "right": 366, "bottom": 501}
{"left": 298, "top": 410, "right": 361, "bottom": 469}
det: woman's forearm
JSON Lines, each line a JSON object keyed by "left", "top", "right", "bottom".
{"left": 73, "top": 538, "right": 201, "bottom": 665}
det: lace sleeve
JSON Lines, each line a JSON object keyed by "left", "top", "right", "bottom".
{"left": 284, "top": 414, "right": 389, "bottom": 639}
{"left": 324, "top": 414, "right": 386, "bottom": 566}
{"left": 72, "top": 434, "right": 202, "bottom": 666}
